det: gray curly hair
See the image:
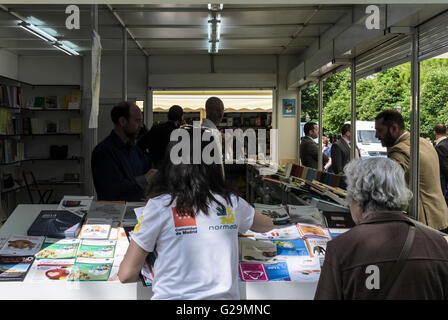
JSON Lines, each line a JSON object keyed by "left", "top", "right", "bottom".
{"left": 343, "top": 158, "right": 413, "bottom": 213}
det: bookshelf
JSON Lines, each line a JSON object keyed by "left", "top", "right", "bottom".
{"left": 0, "top": 77, "right": 85, "bottom": 218}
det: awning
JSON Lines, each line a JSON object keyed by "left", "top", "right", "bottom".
{"left": 153, "top": 90, "right": 273, "bottom": 113}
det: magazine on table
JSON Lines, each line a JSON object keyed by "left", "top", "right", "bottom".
{"left": 253, "top": 203, "right": 291, "bottom": 225}
{"left": 0, "top": 235, "right": 44, "bottom": 256}
{"left": 27, "top": 258, "right": 75, "bottom": 281}
{"left": 0, "top": 255, "right": 35, "bottom": 282}
{"left": 57, "top": 196, "right": 93, "bottom": 217}
{"left": 79, "top": 218, "right": 113, "bottom": 240}
{"left": 251, "top": 224, "right": 301, "bottom": 240}
{"left": 287, "top": 205, "right": 326, "bottom": 227}
{"left": 305, "top": 237, "right": 330, "bottom": 267}
{"left": 35, "top": 238, "right": 80, "bottom": 259}
{"left": 87, "top": 201, "right": 126, "bottom": 223}
{"left": 297, "top": 223, "right": 330, "bottom": 239}
{"left": 239, "top": 238, "right": 278, "bottom": 264}
{"left": 76, "top": 240, "right": 116, "bottom": 259}
{"left": 68, "top": 257, "right": 113, "bottom": 281}
{"left": 27, "top": 210, "right": 87, "bottom": 238}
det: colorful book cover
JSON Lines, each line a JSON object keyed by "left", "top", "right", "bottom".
{"left": 239, "top": 238, "right": 278, "bottom": 264}
{"left": 35, "top": 238, "right": 80, "bottom": 259}
{"left": 264, "top": 262, "right": 290, "bottom": 281}
{"left": 329, "top": 228, "right": 351, "bottom": 239}
{"left": 305, "top": 237, "right": 329, "bottom": 267}
{"left": 68, "top": 258, "right": 113, "bottom": 281}
{"left": 0, "top": 235, "right": 45, "bottom": 256}
{"left": 28, "top": 258, "right": 75, "bottom": 281}
{"left": 285, "top": 256, "right": 321, "bottom": 283}
{"left": 77, "top": 240, "right": 116, "bottom": 259}
{"left": 79, "top": 218, "right": 112, "bottom": 240}
{"left": 297, "top": 223, "right": 330, "bottom": 239}
{"left": 238, "top": 262, "right": 268, "bottom": 282}
{"left": 273, "top": 239, "right": 309, "bottom": 256}
{"left": 0, "top": 256, "right": 35, "bottom": 282}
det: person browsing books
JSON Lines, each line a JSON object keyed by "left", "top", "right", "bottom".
{"left": 118, "top": 126, "right": 274, "bottom": 299}
{"left": 315, "top": 158, "right": 448, "bottom": 300}
{"left": 91, "top": 101, "right": 156, "bottom": 202}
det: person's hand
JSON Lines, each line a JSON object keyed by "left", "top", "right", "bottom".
{"left": 145, "top": 169, "right": 158, "bottom": 183}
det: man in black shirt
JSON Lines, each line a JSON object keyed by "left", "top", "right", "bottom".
{"left": 137, "top": 105, "right": 184, "bottom": 169}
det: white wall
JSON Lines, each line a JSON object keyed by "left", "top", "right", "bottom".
{"left": 0, "top": 49, "right": 18, "bottom": 80}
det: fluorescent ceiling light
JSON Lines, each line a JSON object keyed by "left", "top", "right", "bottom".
{"left": 19, "top": 22, "right": 57, "bottom": 42}
{"left": 53, "top": 43, "right": 80, "bottom": 56}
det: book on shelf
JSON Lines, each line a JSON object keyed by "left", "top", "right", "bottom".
{"left": 27, "top": 258, "right": 75, "bottom": 281}
{"left": 31, "top": 118, "right": 44, "bottom": 134}
{"left": 0, "top": 255, "right": 35, "bottom": 282}
{"left": 76, "top": 239, "right": 116, "bottom": 259}
{"left": 69, "top": 117, "right": 82, "bottom": 133}
{"left": 79, "top": 218, "right": 113, "bottom": 240}
{"left": 34, "top": 96, "right": 45, "bottom": 108}
{"left": 0, "top": 234, "right": 45, "bottom": 256}
{"left": 0, "top": 85, "right": 22, "bottom": 108}
{"left": 44, "top": 96, "right": 57, "bottom": 109}
{"left": 35, "top": 238, "right": 80, "bottom": 259}
{"left": 68, "top": 257, "right": 113, "bottom": 281}
{"left": 27, "top": 210, "right": 87, "bottom": 238}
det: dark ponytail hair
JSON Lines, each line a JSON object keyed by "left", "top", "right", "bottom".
{"left": 147, "top": 126, "right": 234, "bottom": 216}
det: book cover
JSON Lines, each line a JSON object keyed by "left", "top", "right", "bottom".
{"left": 273, "top": 239, "right": 309, "bottom": 257}
{"left": 253, "top": 203, "right": 290, "bottom": 225}
{"left": 285, "top": 256, "right": 321, "bottom": 282}
{"left": 287, "top": 205, "right": 326, "bottom": 227}
{"left": 305, "top": 237, "right": 329, "bottom": 267}
{"left": 57, "top": 195, "right": 93, "bottom": 216}
{"left": 27, "top": 210, "right": 87, "bottom": 238}
{"left": 76, "top": 240, "right": 116, "bottom": 259}
{"left": 297, "top": 223, "right": 330, "bottom": 239}
{"left": 69, "top": 117, "right": 82, "bottom": 133}
{"left": 27, "top": 258, "right": 75, "bottom": 281}
{"left": 35, "top": 238, "right": 80, "bottom": 259}
{"left": 0, "top": 235, "right": 44, "bottom": 256}
{"left": 264, "top": 262, "right": 290, "bottom": 281}
{"left": 68, "top": 258, "right": 113, "bottom": 281}
{"left": 0, "top": 256, "right": 35, "bottom": 282}
{"left": 79, "top": 218, "right": 112, "bottom": 240}
{"left": 87, "top": 201, "right": 126, "bottom": 223}
{"left": 238, "top": 262, "right": 268, "bottom": 282}
{"left": 239, "top": 238, "right": 278, "bottom": 264}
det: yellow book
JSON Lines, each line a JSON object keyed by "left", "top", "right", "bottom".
{"left": 69, "top": 117, "right": 82, "bottom": 134}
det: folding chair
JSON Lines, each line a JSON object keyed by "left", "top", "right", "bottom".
{"left": 22, "top": 168, "right": 54, "bottom": 204}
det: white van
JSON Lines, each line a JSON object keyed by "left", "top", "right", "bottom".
{"left": 345, "top": 121, "right": 387, "bottom": 158}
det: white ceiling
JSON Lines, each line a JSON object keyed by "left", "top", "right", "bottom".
{"left": 0, "top": 4, "right": 352, "bottom": 56}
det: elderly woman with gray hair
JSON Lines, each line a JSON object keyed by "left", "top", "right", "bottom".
{"left": 315, "top": 158, "right": 448, "bottom": 300}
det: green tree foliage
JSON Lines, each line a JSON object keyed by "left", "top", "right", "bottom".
{"left": 305, "top": 58, "right": 448, "bottom": 138}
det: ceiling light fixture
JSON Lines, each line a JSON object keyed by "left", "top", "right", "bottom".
{"left": 207, "top": 4, "right": 223, "bottom": 54}
{"left": 19, "top": 21, "right": 79, "bottom": 56}
{"left": 19, "top": 22, "right": 58, "bottom": 43}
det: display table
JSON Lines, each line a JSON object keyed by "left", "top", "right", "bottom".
{"left": 0, "top": 204, "right": 318, "bottom": 300}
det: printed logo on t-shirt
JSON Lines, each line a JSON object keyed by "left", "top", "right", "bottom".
{"left": 209, "top": 206, "right": 237, "bottom": 231}
{"left": 172, "top": 208, "right": 198, "bottom": 236}
{"left": 133, "top": 214, "right": 144, "bottom": 233}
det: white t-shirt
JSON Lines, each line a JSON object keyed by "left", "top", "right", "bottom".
{"left": 131, "top": 193, "right": 255, "bottom": 300}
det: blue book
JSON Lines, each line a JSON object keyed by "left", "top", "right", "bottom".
{"left": 273, "top": 239, "right": 309, "bottom": 256}
{"left": 27, "top": 210, "right": 87, "bottom": 238}
{"left": 265, "top": 262, "right": 290, "bottom": 281}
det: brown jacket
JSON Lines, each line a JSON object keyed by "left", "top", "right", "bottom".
{"left": 388, "top": 132, "right": 448, "bottom": 231}
{"left": 315, "top": 211, "right": 448, "bottom": 300}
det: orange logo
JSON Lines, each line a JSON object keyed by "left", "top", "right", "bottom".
{"left": 172, "top": 208, "right": 197, "bottom": 228}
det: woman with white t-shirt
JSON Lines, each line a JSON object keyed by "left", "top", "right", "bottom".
{"left": 118, "top": 126, "right": 274, "bottom": 299}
